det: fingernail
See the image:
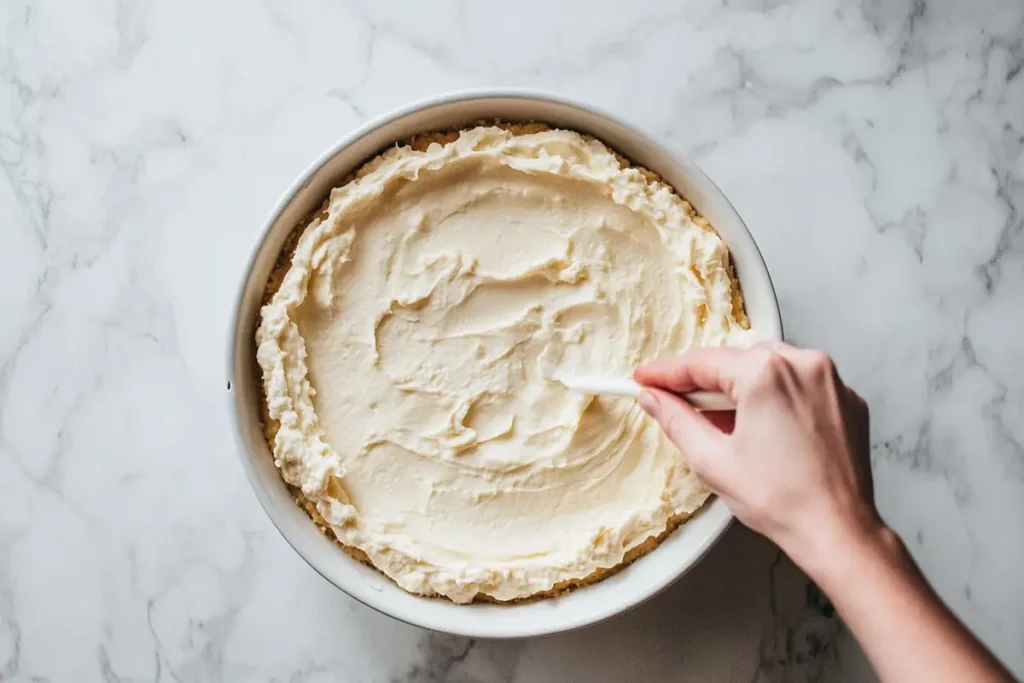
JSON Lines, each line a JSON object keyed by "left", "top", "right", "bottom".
{"left": 637, "top": 390, "right": 659, "bottom": 417}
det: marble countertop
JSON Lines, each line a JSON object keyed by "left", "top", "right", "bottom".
{"left": 2, "top": 0, "right": 1022, "bottom": 681}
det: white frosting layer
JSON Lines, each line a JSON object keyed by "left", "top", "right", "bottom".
{"left": 256, "top": 126, "right": 756, "bottom": 602}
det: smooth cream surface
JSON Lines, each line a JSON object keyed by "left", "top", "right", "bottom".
{"left": 256, "top": 126, "right": 756, "bottom": 602}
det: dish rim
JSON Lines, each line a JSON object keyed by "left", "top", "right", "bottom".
{"left": 227, "top": 88, "right": 784, "bottom": 638}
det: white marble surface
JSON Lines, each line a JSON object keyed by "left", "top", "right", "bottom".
{"left": 1, "top": 0, "right": 1022, "bottom": 680}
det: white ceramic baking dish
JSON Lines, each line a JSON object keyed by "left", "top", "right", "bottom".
{"left": 228, "top": 89, "right": 783, "bottom": 638}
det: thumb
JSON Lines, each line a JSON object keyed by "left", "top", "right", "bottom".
{"left": 638, "top": 388, "right": 726, "bottom": 477}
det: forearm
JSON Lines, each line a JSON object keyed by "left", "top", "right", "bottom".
{"left": 790, "top": 525, "right": 1013, "bottom": 683}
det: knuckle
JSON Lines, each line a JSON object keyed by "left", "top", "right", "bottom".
{"left": 754, "top": 339, "right": 785, "bottom": 352}
{"left": 751, "top": 350, "right": 788, "bottom": 389}
{"left": 804, "top": 350, "right": 835, "bottom": 375}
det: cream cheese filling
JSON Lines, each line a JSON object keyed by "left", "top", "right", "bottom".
{"left": 256, "top": 126, "right": 756, "bottom": 603}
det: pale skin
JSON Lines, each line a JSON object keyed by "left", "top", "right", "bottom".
{"left": 634, "top": 342, "right": 1016, "bottom": 683}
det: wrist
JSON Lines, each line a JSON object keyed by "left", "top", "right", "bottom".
{"left": 780, "top": 515, "right": 903, "bottom": 588}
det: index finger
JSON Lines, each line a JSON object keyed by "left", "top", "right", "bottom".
{"left": 634, "top": 347, "right": 769, "bottom": 399}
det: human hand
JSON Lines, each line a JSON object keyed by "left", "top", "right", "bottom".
{"left": 634, "top": 342, "right": 881, "bottom": 571}
{"left": 637, "top": 344, "right": 1016, "bottom": 682}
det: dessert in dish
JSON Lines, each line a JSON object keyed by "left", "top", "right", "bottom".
{"left": 255, "top": 123, "right": 755, "bottom": 603}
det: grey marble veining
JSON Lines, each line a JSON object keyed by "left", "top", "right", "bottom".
{"left": 1, "top": 0, "right": 1022, "bottom": 681}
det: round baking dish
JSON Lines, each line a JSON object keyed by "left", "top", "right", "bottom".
{"left": 228, "top": 90, "right": 783, "bottom": 638}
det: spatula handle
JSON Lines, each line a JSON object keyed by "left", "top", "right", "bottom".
{"left": 556, "top": 375, "right": 736, "bottom": 411}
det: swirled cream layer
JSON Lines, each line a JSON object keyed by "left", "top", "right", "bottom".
{"left": 256, "top": 126, "right": 755, "bottom": 603}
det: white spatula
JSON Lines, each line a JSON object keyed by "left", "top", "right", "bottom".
{"left": 553, "top": 372, "right": 735, "bottom": 412}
